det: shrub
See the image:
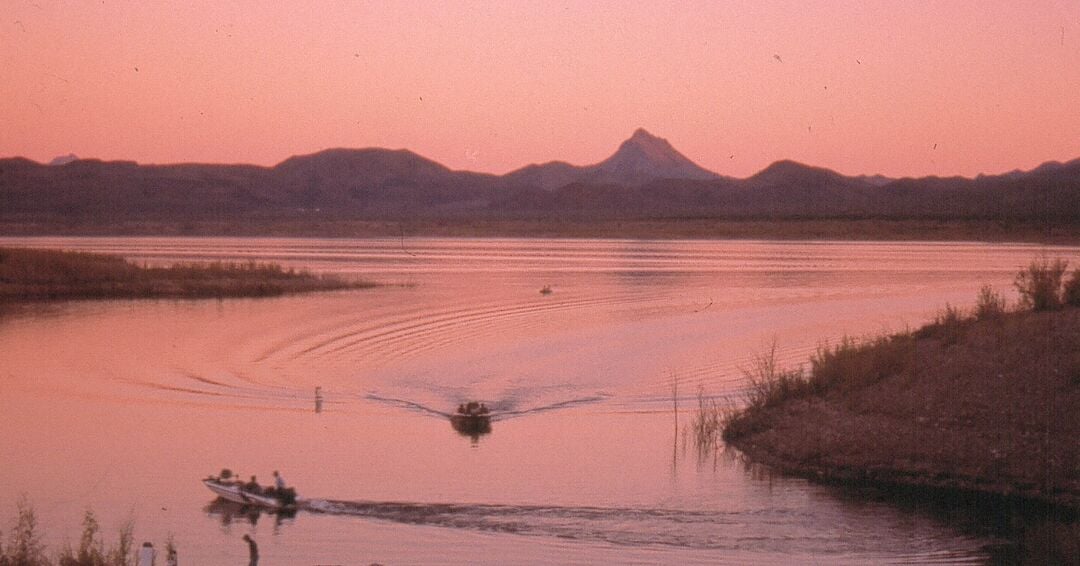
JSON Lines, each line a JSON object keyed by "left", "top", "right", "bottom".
{"left": 1015, "top": 258, "right": 1068, "bottom": 311}
{"left": 1064, "top": 269, "right": 1080, "bottom": 308}
{"left": 975, "top": 285, "right": 1007, "bottom": 320}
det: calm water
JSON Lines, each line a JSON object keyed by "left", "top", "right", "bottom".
{"left": 1, "top": 237, "right": 1077, "bottom": 564}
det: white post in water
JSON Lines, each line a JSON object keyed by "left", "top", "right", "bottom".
{"left": 138, "top": 542, "right": 156, "bottom": 566}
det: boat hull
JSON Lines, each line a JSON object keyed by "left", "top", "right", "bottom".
{"left": 203, "top": 479, "right": 287, "bottom": 510}
{"left": 450, "top": 414, "right": 492, "bottom": 435}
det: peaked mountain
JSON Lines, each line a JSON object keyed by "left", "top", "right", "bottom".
{"left": 505, "top": 128, "right": 720, "bottom": 189}
{"left": 587, "top": 128, "right": 721, "bottom": 186}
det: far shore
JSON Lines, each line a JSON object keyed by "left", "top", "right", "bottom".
{"left": 2, "top": 218, "right": 1080, "bottom": 244}
{"left": 0, "top": 247, "right": 374, "bottom": 302}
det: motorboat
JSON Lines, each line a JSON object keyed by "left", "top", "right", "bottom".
{"left": 450, "top": 401, "right": 492, "bottom": 436}
{"left": 203, "top": 471, "right": 296, "bottom": 511}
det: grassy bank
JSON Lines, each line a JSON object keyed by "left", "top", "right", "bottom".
{"left": 720, "top": 261, "right": 1080, "bottom": 511}
{"left": 3, "top": 218, "right": 1079, "bottom": 243}
{"left": 0, "top": 247, "right": 372, "bottom": 301}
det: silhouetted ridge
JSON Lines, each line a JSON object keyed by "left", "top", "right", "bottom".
{"left": 2, "top": 132, "right": 1079, "bottom": 225}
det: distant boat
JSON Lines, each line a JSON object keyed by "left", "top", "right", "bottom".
{"left": 450, "top": 401, "right": 492, "bottom": 436}
{"left": 540, "top": 285, "right": 553, "bottom": 295}
{"left": 203, "top": 474, "right": 297, "bottom": 511}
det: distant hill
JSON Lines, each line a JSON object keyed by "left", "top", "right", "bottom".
{"left": 267, "top": 148, "right": 501, "bottom": 214}
{"left": 2, "top": 131, "right": 1079, "bottom": 228}
{"left": 505, "top": 128, "right": 721, "bottom": 189}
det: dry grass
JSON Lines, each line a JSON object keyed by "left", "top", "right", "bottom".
{"left": 0, "top": 247, "right": 372, "bottom": 301}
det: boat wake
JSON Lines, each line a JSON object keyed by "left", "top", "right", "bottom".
{"left": 301, "top": 498, "right": 747, "bottom": 550}
{"left": 363, "top": 392, "right": 610, "bottom": 421}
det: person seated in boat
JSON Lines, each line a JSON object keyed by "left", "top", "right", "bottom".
{"left": 478, "top": 402, "right": 489, "bottom": 415}
{"left": 457, "top": 403, "right": 466, "bottom": 415}
{"left": 244, "top": 475, "right": 261, "bottom": 493}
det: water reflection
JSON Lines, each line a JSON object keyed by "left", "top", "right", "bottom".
{"left": 449, "top": 415, "right": 492, "bottom": 442}
{"left": 204, "top": 499, "right": 296, "bottom": 529}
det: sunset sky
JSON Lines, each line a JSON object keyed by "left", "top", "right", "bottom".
{"left": 3, "top": 1, "right": 1079, "bottom": 178}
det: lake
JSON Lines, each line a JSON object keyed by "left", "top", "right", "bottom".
{"left": 1, "top": 237, "right": 1076, "bottom": 564}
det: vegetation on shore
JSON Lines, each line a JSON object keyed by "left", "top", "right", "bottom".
{"left": 0, "top": 247, "right": 373, "bottom": 301}
{"left": 712, "top": 258, "right": 1080, "bottom": 510}
{"left": 0, "top": 496, "right": 172, "bottom": 566}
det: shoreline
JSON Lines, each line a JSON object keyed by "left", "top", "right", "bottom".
{"left": 3, "top": 218, "right": 1080, "bottom": 244}
{"left": 732, "top": 438, "right": 1079, "bottom": 519}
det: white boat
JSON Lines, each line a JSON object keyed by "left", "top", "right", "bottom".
{"left": 202, "top": 478, "right": 293, "bottom": 510}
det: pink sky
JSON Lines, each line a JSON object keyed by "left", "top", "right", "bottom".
{"left": 2, "top": 1, "right": 1079, "bottom": 178}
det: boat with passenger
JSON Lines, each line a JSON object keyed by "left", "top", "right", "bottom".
{"left": 450, "top": 401, "right": 492, "bottom": 435}
{"left": 203, "top": 469, "right": 297, "bottom": 511}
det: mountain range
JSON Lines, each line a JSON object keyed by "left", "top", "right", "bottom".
{"left": 2, "top": 129, "right": 1079, "bottom": 226}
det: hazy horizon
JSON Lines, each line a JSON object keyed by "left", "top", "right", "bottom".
{"left": 4, "top": 2, "right": 1079, "bottom": 179}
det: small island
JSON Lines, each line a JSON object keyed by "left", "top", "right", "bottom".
{"left": 720, "top": 260, "right": 1080, "bottom": 513}
{"left": 0, "top": 247, "right": 373, "bottom": 301}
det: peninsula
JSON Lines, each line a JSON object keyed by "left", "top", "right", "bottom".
{"left": 0, "top": 247, "right": 370, "bottom": 301}
{"left": 722, "top": 264, "right": 1080, "bottom": 512}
